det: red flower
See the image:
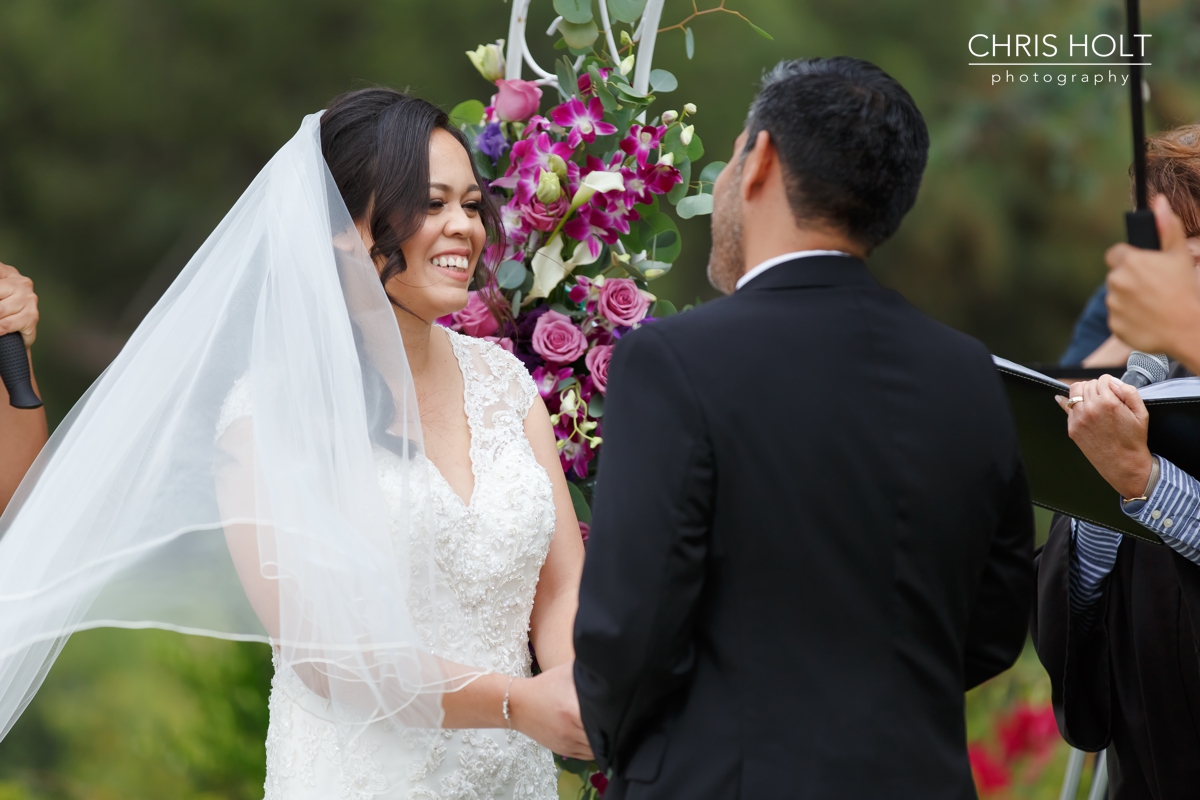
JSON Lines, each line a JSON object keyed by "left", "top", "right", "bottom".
{"left": 968, "top": 743, "right": 1010, "bottom": 792}
{"left": 998, "top": 703, "right": 1060, "bottom": 761}
{"left": 589, "top": 772, "right": 609, "bottom": 795}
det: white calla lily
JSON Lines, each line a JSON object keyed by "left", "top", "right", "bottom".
{"left": 528, "top": 233, "right": 603, "bottom": 300}
{"left": 528, "top": 235, "right": 567, "bottom": 300}
{"left": 570, "top": 170, "right": 626, "bottom": 209}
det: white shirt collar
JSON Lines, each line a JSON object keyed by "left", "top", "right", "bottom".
{"left": 735, "top": 250, "right": 853, "bottom": 291}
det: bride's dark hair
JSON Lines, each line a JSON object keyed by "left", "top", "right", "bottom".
{"left": 319, "top": 87, "right": 508, "bottom": 325}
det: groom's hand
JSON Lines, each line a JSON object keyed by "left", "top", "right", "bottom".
{"left": 510, "top": 662, "right": 593, "bottom": 760}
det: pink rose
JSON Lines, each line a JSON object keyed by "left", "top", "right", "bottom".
{"left": 520, "top": 196, "right": 569, "bottom": 232}
{"left": 531, "top": 310, "right": 588, "bottom": 365}
{"left": 493, "top": 79, "right": 542, "bottom": 123}
{"left": 451, "top": 291, "right": 499, "bottom": 337}
{"left": 585, "top": 344, "right": 613, "bottom": 394}
{"left": 483, "top": 335, "right": 514, "bottom": 353}
{"left": 597, "top": 278, "right": 651, "bottom": 326}
{"left": 578, "top": 521, "right": 590, "bottom": 543}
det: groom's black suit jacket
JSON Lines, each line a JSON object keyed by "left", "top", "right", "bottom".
{"left": 573, "top": 256, "right": 1035, "bottom": 799}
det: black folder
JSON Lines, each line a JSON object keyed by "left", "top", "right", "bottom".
{"left": 995, "top": 356, "right": 1200, "bottom": 544}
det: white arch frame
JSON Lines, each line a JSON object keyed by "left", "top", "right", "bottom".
{"left": 504, "top": 0, "right": 667, "bottom": 95}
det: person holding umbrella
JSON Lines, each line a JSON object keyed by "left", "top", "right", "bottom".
{"left": 1031, "top": 136, "right": 1200, "bottom": 796}
{"left": 0, "top": 261, "right": 47, "bottom": 512}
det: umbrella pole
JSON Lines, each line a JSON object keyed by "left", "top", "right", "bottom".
{"left": 1125, "top": 0, "right": 1160, "bottom": 249}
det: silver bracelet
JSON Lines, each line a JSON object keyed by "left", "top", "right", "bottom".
{"left": 502, "top": 675, "right": 516, "bottom": 729}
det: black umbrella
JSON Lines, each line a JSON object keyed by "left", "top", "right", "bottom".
{"left": 1125, "top": 0, "right": 1160, "bottom": 250}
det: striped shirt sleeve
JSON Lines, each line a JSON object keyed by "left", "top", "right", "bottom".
{"left": 1069, "top": 519, "right": 1122, "bottom": 632}
{"left": 1124, "top": 457, "right": 1200, "bottom": 564}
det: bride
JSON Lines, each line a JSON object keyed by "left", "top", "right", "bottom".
{"left": 0, "top": 87, "right": 591, "bottom": 799}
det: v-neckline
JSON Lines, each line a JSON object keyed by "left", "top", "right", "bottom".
{"left": 423, "top": 328, "right": 477, "bottom": 510}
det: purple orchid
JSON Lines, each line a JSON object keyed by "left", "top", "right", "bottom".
{"left": 476, "top": 122, "right": 509, "bottom": 163}
{"left": 550, "top": 97, "right": 618, "bottom": 148}
{"left": 618, "top": 160, "right": 683, "bottom": 208}
{"left": 491, "top": 132, "right": 576, "bottom": 205}
{"left": 576, "top": 69, "right": 611, "bottom": 95}
{"left": 619, "top": 124, "right": 667, "bottom": 169}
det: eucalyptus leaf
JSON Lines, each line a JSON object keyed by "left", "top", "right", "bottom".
{"left": 556, "top": 56, "right": 581, "bottom": 100}
{"left": 613, "top": 82, "right": 648, "bottom": 102}
{"left": 553, "top": 0, "right": 594, "bottom": 25}
{"left": 448, "top": 99, "right": 485, "bottom": 127}
{"left": 663, "top": 125, "right": 702, "bottom": 163}
{"left": 653, "top": 298, "right": 678, "bottom": 316}
{"left": 587, "top": 394, "right": 605, "bottom": 418}
{"left": 698, "top": 160, "right": 726, "bottom": 192}
{"left": 676, "top": 193, "right": 714, "bottom": 219}
{"left": 606, "top": 0, "right": 646, "bottom": 24}
{"left": 640, "top": 212, "right": 681, "bottom": 263}
{"left": 510, "top": 289, "right": 522, "bottom": 316}
{"left": 649, "top": 69, "right": 678, "bottom": 93}
{"left": 567, "top": 482, "right": 592, "bottom": 524}
{"left": 589, "top": 65, "right": 618, "bottom": 112}
{"left": 560, "top": 19, "right": 599, "bottom": 49}
{"left": 685, "top": 27, "right": 695, "bottom": 59}
{"left": 556, "top": 376, "right": 576, "bottom": 391}
{"left": 666, "top": 158, "right": 692, "bottom": 205}
{"left": 497, "top": 260, "right": 527, "bottom": 290}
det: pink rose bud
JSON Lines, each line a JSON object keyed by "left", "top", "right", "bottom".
{"left": 493, "top": 79, "right": 543, "bottom": 123}
{"left": 531, "top": 310, "right": 588, "bottom": 365}
{"left": 585, "top": 344, "right": 614, "bottom": 394}
{"left": 597, "top": 278, "right": 652, "bottom": 326}
{"left": 578, "top": 521, "right": 590, "bottom": 543}
{"left": 451, "top": 291, "right": 500, "bottom": 338}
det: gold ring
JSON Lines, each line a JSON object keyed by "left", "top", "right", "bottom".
{"left": 1066, "top": 396, "right": 1084, "bottom": 410}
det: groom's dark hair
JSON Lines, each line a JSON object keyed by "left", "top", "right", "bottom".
{"left": 745, "top": 57, "right": 929, "bottom": 253}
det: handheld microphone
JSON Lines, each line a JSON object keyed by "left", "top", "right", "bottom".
{"left": 1120, "top": 350, "right": 1169, "bottom": 389}
{"left": 0, "top": 331, "right": 42, "bottom": 409}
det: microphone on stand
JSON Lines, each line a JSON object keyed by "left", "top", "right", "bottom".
{"left": 0, "top": 331, "right": 42, "bottom": 409}
{"left": 1120, "top": 350, "right": 1169, "bottom": 389}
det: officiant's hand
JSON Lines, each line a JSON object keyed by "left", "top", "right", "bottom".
{"left": 509, "top": 662, "right": 593, "bottom": 760}
{"left": 1056, "top": 375, "right": 1154, "bottom": 500}
{"left": 0, "top": 261, "right": 38, "bottom": 348}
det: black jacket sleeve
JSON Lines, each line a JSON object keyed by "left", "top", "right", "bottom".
{"left": 572, "top": 325, "right": 714, "bottom": 775}
{"left": 1029, "top": 514, "right": 1113, "bottom": 751}
{"left": 963, "top": 458, "right": 1036, "bottom": 689}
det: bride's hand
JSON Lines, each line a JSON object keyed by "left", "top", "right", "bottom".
{"left": 509, "top": 662, "right": 594, "bottom": 760}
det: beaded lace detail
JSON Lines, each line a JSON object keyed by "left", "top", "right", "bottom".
{"left": 252, "top": 330, "right": 558, "bottom": 799}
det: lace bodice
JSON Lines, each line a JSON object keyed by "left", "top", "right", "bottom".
{"left": 223, "top": 329, "right": 559, "bottom": 799}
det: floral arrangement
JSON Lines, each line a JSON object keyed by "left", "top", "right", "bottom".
{"left": 447, "top": 3, "right": 772, "bottom": 796}
{"left": 448, "top": 19, "right": 726, "bottom": 552}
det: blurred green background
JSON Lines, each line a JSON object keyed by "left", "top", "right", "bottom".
{"left": 0, "top": 0, "right": 1196, "bottom": 797}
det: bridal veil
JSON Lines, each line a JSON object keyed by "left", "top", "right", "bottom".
{"left": 0, "top": 113, "right": 473, "bottom": 739}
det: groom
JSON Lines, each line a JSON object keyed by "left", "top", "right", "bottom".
{"left": 572, "top": 57, "right": 1035, "bottom": 798}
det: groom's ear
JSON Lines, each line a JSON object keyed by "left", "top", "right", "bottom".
{"left": 740, "top": 130, "right": 776, "bottom": 202}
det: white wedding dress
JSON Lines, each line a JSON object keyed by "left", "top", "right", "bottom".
{"left": 218, "top": 330, "right": 560, "bottom": 800}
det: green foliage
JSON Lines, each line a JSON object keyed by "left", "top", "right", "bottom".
{"left": 649, "top": 69, "right": 679, "bottom": 93}
{"left": 449, "top": 99, "right": 486, "bottom": 127}
{"left": 554, "top": 0, "right": 594, "bottom": 25}
{"left": 0, "top": 630, "right": 271, "bottom": 799}
{"left": 676, "top": 193, "right": 714, "bottom": 219}
{"left": 559, "top": 19, "right": 600, "bottom": 50}
{"left": 606, "top": 0, "right": 647, "bottom": 25}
